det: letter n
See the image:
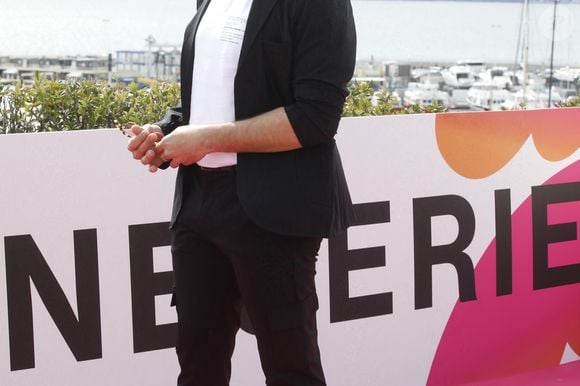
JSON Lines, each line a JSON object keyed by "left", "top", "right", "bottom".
{"left": 4, "top": 230, "right": 102, "bottom": 371}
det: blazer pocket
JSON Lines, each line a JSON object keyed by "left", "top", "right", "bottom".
{"left": 294, "top": 144, "right": 335, "bottom": 209}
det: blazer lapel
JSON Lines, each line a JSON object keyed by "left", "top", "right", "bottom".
{"left": 238, "top": 0, "right": 280, "bottom": 69}
{"left": 181, "top": 0, "right": 212, "bottom": 119}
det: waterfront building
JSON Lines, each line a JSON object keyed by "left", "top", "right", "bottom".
{"left": 0, "top": 45, "right": 181, "bottom": 86}
{"left": 0, "top": 56, "right": 110, "bottom": 85}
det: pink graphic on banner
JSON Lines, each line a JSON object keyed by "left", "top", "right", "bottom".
{"left": 427, "top": 160, "right": 580, "bottom": 385}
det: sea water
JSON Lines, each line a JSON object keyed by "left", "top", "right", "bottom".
{"left": 0, "top": 0, "right": 578, "bottom": 66}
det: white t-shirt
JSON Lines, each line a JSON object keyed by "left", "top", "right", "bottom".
{"left": 190, "top": 0, "right": 253, "bottom": 168}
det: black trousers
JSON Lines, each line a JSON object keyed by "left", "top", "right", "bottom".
{"left": 171, "top": 166, "right": 326, "bottom": 386}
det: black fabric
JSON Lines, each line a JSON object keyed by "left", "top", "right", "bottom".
{"left": 171, "top": 168, "right": 326, "bottom": 386}
{"left": 155, "top": 0, "right": 357, "bottom": 238}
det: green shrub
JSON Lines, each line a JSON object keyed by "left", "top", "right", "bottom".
{"left": 556, "top": 96, "right": 580, "bottom": 108}
{"left": 342, "top": 81, "right": 447, "bottom": 117}
{"left": 1, "top": 77, "right": 576, "bottom": 134}
{"left": 0, "top": 74, "right": 180, "bottom": 134}
{"left": 0, "top": 78, "right": 448, "bottom": 134}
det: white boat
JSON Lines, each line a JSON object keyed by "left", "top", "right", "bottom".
{"left": 478, "top": 66, "right": 513, "bottom": 90}
{"left": 502, "top": 83, "right": 563, "bottom": 110}
{"left": 404, "top": 82, "right": 449, "bottom": 108}
{"left": 457, "top": 60, "right": 486, "bottom": 74}
{"left": 411, "top": 66, "right": 444, "bottom": 86}
{"left": 549, "top": 68, "right": 580, "bottom": 99}
{"left": 466, "top": 82, "right": 510, "bottom": 111}
{"left": 441, "top": 65, "right": 476, "bottom": 90}
{"left": 449, "top": 89, "right": 470, "bottom": 109}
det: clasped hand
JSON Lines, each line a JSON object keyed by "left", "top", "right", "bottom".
{"left": 127, "top": 124, "right": 210, "bottom": 173}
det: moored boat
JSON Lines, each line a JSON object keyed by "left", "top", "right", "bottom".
{"left": 404, "top": 82, "right": 449, "bottom": 108}
{"left": 466, "top": 82, "right": 510, "bottom": 111}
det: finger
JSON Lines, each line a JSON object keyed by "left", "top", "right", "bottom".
{"left": 143, "top": 124, "right": 162, "bottom": 134}
{"left": 134, "top": 133, "right": 159, "bottom": 160}
{"left": 128, "top": 130, "right": 150, "bottom": 153}
{"left": 153, "top": 132, "right": 164, "bottom": 142}
{"left": 146, "top": 132, "right": 160, "bottom": 145}
{"left": 149, "top": 164, "right": 158, "bottom": 173}
{"left": 152, "top": 153, "right": 167, "bottom": 167}
{"left": 131, "top": 124, "right": 143, "bottom": 136}
{"left": 153, "top": 155, "right": 166, "bottom": 167}
{"left": 156, "top": 146, "right": 166, "bottom": 161}
{"left": 141, "top": 149, "right": 157, "bottom": 165}
{"left": 156, "top": 139, "right": 171, "bottom": 157}
{"left": 170, "top": 160, "right": 180, "bottom": 168}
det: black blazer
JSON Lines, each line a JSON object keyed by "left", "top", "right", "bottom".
{"left": 156, "top": 0, "right": 357, "bottom": 237}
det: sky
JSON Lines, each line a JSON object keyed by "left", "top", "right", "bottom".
{"left": 0, "top": 0, "right": 197, "bottom": 56}
{"left": 1, "top": 0, "right": 578, "bottom": 65}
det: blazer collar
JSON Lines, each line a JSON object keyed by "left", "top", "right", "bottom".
{"left": 238, "top": 0, "right": 280, "bottom": 69}
{"left": 183, "top": 0, "right": 278, "bottom": 88}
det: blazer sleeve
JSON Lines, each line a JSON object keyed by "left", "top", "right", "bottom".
{"left": 153, "top": 105, "right": 185, "bottom": 136}
{"left": 284, "top": 0, "right": 357, "bottom": 147}
{"left": 153, "top": 105, "right": 185, "bottom": 170}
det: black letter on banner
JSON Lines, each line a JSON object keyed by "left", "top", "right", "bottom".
{"left": 328, "top": 201, "right": 392, "bottom": 323}
{"left": 495, "top": 189, "right": 513, "bottom": 296}
{"left": 413, "top": 195, "right": 477, "bottom": 309}
{"left": 4, "top": 230, "right": 102, "bottom": 371}
{"left": 129, "top": 222, "right": 176, "bottom": 353}
{"left": 532, "top": 182, "right": 580, "bottom": 290}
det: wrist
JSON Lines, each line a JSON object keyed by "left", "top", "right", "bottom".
{"left": 203, "top": 122, "right": 235, "bottom": 154}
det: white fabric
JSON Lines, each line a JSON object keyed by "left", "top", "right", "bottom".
{"left": 190, "top": 0, "right": 253, "bottom": 168}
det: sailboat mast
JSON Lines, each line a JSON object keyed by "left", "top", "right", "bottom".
{"left": 548, "top": 0, "right": 559, "bottom": 107}
{"left": 523, "top": 0, "right": 530, "bottom": 102}
{"left": 514, "top": 0, "right": 526, "bottom": 71}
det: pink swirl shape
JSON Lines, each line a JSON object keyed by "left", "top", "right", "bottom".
{"left": 427, "top": 160, "right": 580, "bottom": 385}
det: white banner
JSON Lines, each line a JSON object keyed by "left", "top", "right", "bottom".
{"left": 1, "top": 109, "right": 579, "bottom": 385}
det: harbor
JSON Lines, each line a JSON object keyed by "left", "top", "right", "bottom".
{"left": 0, "top": 0, "right": 579, "bottom": 111}
{"left": 353, "top": 59, "right": 579, "bottom": 110}
{"left": 0, "top": 52, "right": 578, "bottom": 112}
{"left": 350, "top": 0, "right": 580, "bottom": 110}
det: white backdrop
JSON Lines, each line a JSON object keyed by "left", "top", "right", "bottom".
{"left": 0, "top": 111, "right": 579, "bottom": 386}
